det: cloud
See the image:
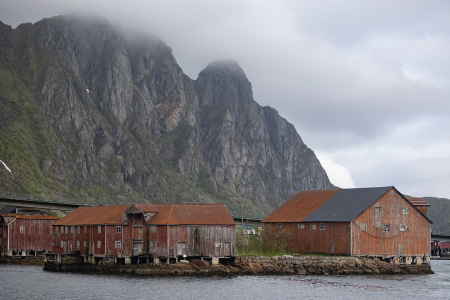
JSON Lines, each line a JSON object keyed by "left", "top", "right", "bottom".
{"left": 315, "top": 154, "right": 355, "bottom": 189}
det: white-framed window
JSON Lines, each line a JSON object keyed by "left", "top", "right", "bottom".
{"left": 97, "top": 241, "right": 101, "bottom": 248}
{"left": 150, "top": 241, "right": 156, "bottom": 248}
{"left": 382, "top": 224, "right": 391, "bottom": 232}
{"left": 84, "top": 226, "right": 87, "bottom": 233}
{"left": 320, "top": 223, "right": 326, "bottom": 230}
{"left": 98, "top": 226, "right": 101, "bottom": 233}
{"left": 65, "top": 227, "right": 68, "bottom": 234}
{"left": 400, "top": 223, "right": 408, "bottom": 231}
{"left": 77, "top": 226, "right": 80, "bottom": 234}
{"left": 360, "top": 223, "right": 367, "bottom": 231}
{"left": 77, "top": 241, "right": 80, "bottom": 249}
{"left": 150, "top": 225, "right": 157, "bottom": 233}
{"left": 277, "top": 223, "right": 282, "bottom": 229}
{"left": 403, "top": 208, "right": 409, "bottom": 215}
{"left": 61, "top": 241, "right": 63, "bottom": 248}
{"left": 298, "top": 224, "right": 304, "bottom": 229}
{"left": 55, "top": 227, "right": 58, "bottom": 234}
{"left": 116, "top": 226, "right": 121, "bottom": 233}
{"left": 115, "top": 241, "right": 121, "bottom": 248}
{"left": 375, "top": 207, "right": 382, "bottom": 214}
{"left": 310, "top": 224, "right": 316, "bottom": 230}
{"left": 215, "top": 241, "right": 222, "bottom": 248}
{"left": 84, "top": 241, "right": 87, "bottom": 248}
{"left": 71, "top": 226, "right": 75, "bottom": 234}
{"left": 20, "top": 226, "right": 25, "bottom": 234}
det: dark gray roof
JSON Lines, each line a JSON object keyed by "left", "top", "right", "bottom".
{"left": 302, "top": 187, "right": 392, "bottom": 222}
{"left": 0, "top": 206, "right": 17, "bottom": 214}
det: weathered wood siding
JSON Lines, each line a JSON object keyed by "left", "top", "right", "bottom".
{"left": 352, "top": 188, "right": 431, "bottom": 257}
{"left": 264, "top": 222, "right": 350, "bottom": 255}
{"left": 0, "top": 217, "right": 57, "bottom": 252}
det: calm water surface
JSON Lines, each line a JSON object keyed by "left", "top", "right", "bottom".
{"left": 1, "top": 261, "right": 449, "bottom": 299}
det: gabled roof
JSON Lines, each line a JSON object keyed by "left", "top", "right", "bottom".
{"left": 0, "top": 213, "right": 60, "bottom": 220}
{"left": 53, "top": 205, "right": 129, "bottom": 226}
{"left": 0, "top": 206, "right": 16, "bottom": 214}
{"left": 303, "top": 187, "right": 392, "bottom": 222}
{"left": 407, "top": 197, "right": 430, "bottom": 207}
{"left": 262, "top": 190, "right": 339, "bottom": 223}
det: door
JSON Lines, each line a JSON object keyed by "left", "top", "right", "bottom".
{"left": 224, "top": 242, "right": 231, "bottom": 257}
{"left": 90, "top": 241, "right": 95, "bottom": 255}
{"left": 68, "top": 241, "right": 73, "bottom": 253}
{"left": 63, "top": 241, "right": 67, "bottom": 253}
{"left": 398, "top": 244, "right": 403, "bottom": 257}
{"left": 177, "top": 242, "right": 187, "bottom": 256}
{"left": 133, "top": 226, "right": 143, "bottom": 256}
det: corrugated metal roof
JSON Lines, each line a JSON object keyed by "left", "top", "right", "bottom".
{"left": 138, "top": 204, "right": 236, "bottom": 225}
{"left": 0, "top": 213, "right": 60, "bottom": 220}
{"left": 407, "top": 197, "right": 430, "bottom": 207}
{"left": 302, "top": 187, "right": 393, "bottom": 222}
{"left": 262, "top": 190, "right": 340, "bottom": 223}
{"left": 53, "top": 205, "right": 129, "bottom": 226}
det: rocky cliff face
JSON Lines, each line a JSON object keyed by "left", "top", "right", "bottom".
{"left": 0, "top": 14, "right": 333, "bottom": 216}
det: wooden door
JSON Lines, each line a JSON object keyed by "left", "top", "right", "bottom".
{"left": 68, "top": 241, "right": 73, "bottom": 253}
{"left": 224, "top": 242, "right": 231, "bottom": 257}
{"left": 90, "top": 241, "right": 95, "bottom": 255}
{"left": 63, "top": 241, "right": 67, "bottom": 253}
{"left": 133, "top": 226, "right": 143, "bottom": 256}
{"left": 177, "top": 242, "right": 187, "bottom": 256}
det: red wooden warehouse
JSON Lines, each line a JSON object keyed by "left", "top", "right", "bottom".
{"left": 263, "top": 187, "right": 432, "bottom": 264}
{"left": 0, "top": 206, "right": 60, "bottom": 257}
{"left": 51, "top": 203, "right": 235, "bottom": 264}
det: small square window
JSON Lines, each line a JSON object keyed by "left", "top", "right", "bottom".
{"left": 97, "top": 241, "right": 101, "bottom": 248}
{"left": 84, "top": 226, "right": 87, "bottom": 233}
{"left": 215, "top": 241, "right": 222, "bottom": 248}
{"left": 98, "top": 226, "right": 101, "bottom": 233}
{"left": 20, "top": 226, "right": 25, "bottom": 234}
{"left": 400, "top": 223, "right": 408, "bottom": 231}
{"left": 382, "top": 224, "right": 390, "bottom": 232}
{"left": 150, "top": 241, "right": 156, "bottom": 248}
{"left": 150, "top": 225, "right": 157, "bottom": 233}
{"left": 55, "top": 227, "right": 58, "bottom": 234}
{"left": 320, "top": 223, "right": 325, "bottom": 230}
{"left": 375, "top": 207, "right": 382, "bottom": 214}
{"left": 403, "top": 208, "right": 409, "bottom": 215}
{"left": 61, "top": 241, "right": 63, "bottom": 248}
{"left": 360, "top": 223, "right": 367, "bottom": 231}
{"left": 115, "top": 241, "right": 121, "bottom": 248}
{"left": 277, "top": 223, "right": 282, "bottom": 229}
{"left": 311, "top": 224, "right": 316, "bottom": 230}
{"left": 298, "top": 224, "right": 304, "bottom": 229}
{"left": 77, "top": 241, "right": 80, "bottom": 249}
{"left": 116, "top": 226, "right": 121, "bottom": 233}
{"left": 77, "top": 226, "right": 80, "bottom": 234}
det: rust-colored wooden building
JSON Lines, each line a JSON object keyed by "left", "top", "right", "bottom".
{"left": 51, "top": 203, "right": 235, "bottom": 263}
{"left": 263, "top": 187, "right": 431, "bottom": 263}
{"left": 0, "top": 206, "right": 60, "bottom": 257}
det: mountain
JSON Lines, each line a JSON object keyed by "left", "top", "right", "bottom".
{"left": 423, "top": 197, "right": 450, "bottom": 233}
{"left": 0, "top": 14, "right": 333, "bottom": 217}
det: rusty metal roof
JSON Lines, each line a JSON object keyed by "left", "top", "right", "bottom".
{"left": 0, "top": 213, "right": 60, "bottom": 220}
{"left": 53, "top": 205, "right": 130, "bottom": 226}
{"left": 407, "top": 197, "right": 430, "bottom": 207}
{"left": 138, "top": 204, "right": 236, "bottom": 225}
{"left": 262, "top": 190, "right": 340, "bottom": 223}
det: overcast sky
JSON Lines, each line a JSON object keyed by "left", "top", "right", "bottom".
{"left": 1, "top": 0, "right": 449, "bottom": 199}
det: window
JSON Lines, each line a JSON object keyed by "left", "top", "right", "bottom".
{"left": 97, "top": 241, "right": 101, "bottom": 248}
{"left": 84, "top": 226, "right": 87, "bottom": 233}
{"left": 215, "top": 241, "right": 222, "bottom": 248}
{"left": 277, "top": 223, "right": 282, "bottom": 229}
{"left": 298, "top": 224, "right": 304, "bottom": 229}
{"left": 65, "top": 227, "right": 68, "bottom": 234}
{"left": 150, "top": 241, "right": 156, "bottom": 248}
{"left": 84, "top": 241, "right": 87, "bottom": 248}
{"left": 375, "top": 207, "right": 382, "bottom": 214}
{"left": 150, "top": 225, "right": 157, "bottom": 233}
{"left": 71, "top": 226, "right": 74, "bottom": 234}
{"left": 77, "top": 226, "right": 80, "bottom": 234}
{"left": 320, "top": 223, "right": 326, "bottom": 230}
{"left": 311, "top": 224, "right": 316, "bottom": 230}
{"left": 61, "top": 241, "right": 64, "bottom": 248}
{"left": 98, "top": 226, "right": 101, "bottom": 233}
{"left": 116, "top": 226, "right": 121, "bottom": 233}
{"left": 360, "top": 223, "right": 367, "bottom": 231}
{"left": 400, "top": 223, "right": 408, "bottom": 231}
{"left": 20, "top": 226, "right": 25, "bottom": 234}
{"left": 403, "top": 208, "right": 409, "bottom": 215}
{"left": 77, "top": 241, "right": 80, "bottom": 249}
{"left": 382, "top": 224, "right": 391, "bottom": 232}
{"left": 55, "top": 227, "right": 58, "bottom": 234}
{"left": 115, "top": 241, "right": 121, "bottom": 248}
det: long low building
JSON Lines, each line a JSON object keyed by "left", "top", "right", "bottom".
{"left": 51, "top": 203, "right": 235, "bottom": 264}
{"left": 262, "top": 186, "right": 431, "bottom": 264}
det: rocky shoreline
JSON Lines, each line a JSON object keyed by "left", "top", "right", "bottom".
{"left": 0, "top": 256, "right": 45, "bottom": 265}
{"left": 43, "top": 255, "right": 433, "bottom": 276}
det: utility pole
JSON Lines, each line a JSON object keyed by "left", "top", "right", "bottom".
{"left": 241, "top": 203, "right": 244, "bottom": 226}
